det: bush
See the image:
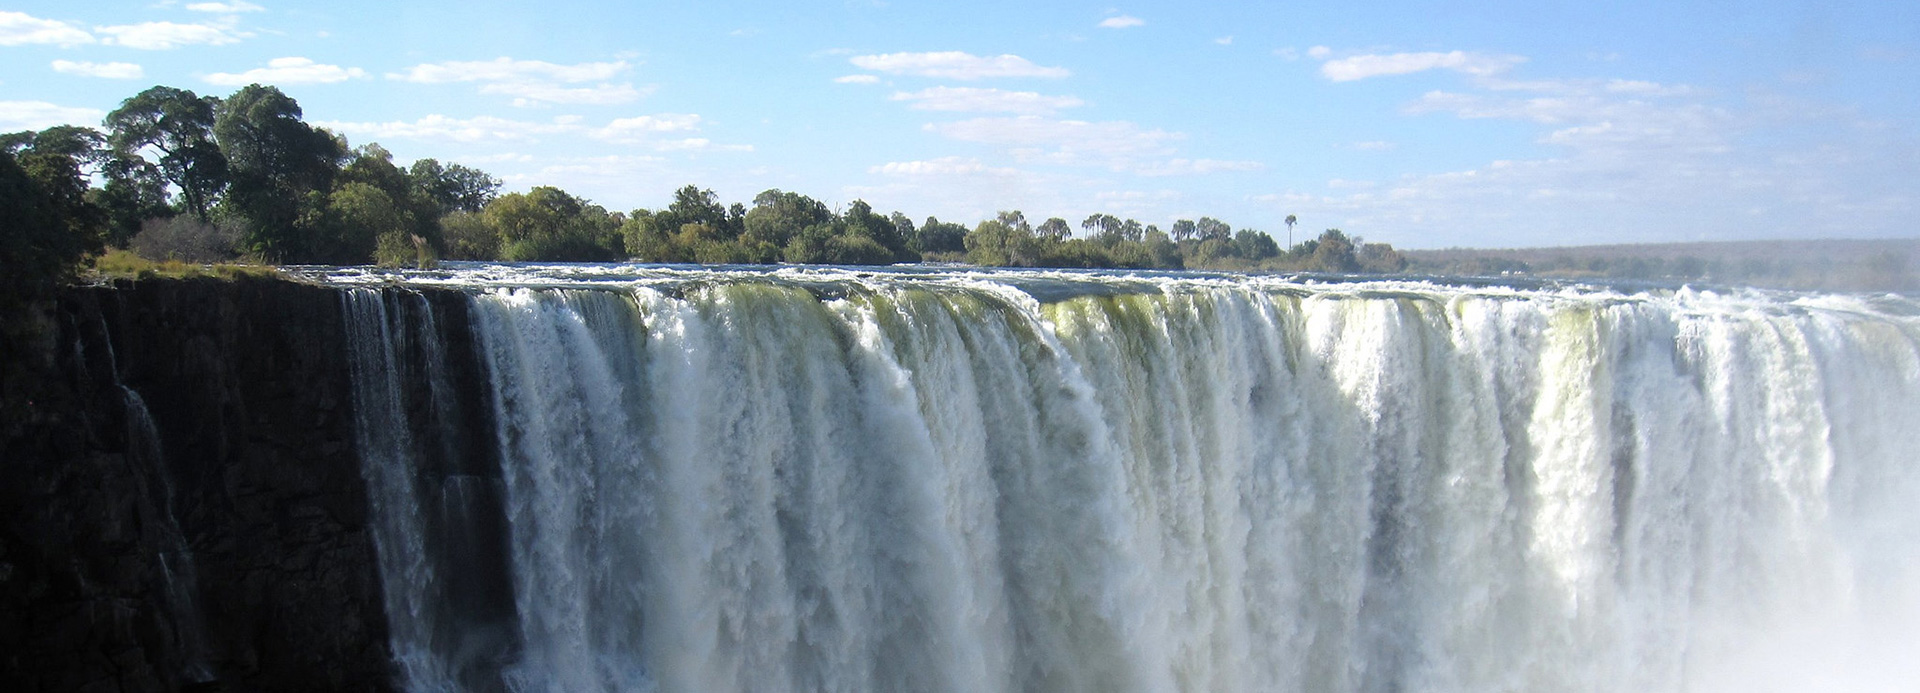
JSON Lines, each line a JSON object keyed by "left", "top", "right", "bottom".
{"left": 130, "top": 215, "right": 241, "bottom": 263}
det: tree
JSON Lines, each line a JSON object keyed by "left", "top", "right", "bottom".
{"left": 1195, "top": 217, "right": 1232, "bottom": 242}
{"left": 1285, "top": 214, "right": 1297, "bottom": 248}
{"left": 105, "top": 86, "right": 227, "bottom": 220}
{"left": 95, "top": 152, "right": 172, "bottom": 246}
{"left": 408, "top": 158, "right": 500, "bottom": 214}
{"left": 1037, "top": 217, "right": 1071, "bottom": 241}
{"left": 1306, "top": 229, "right": 1359, "bottom": 273}
{"left": 842, "top": 199, "right": 915, "bottom": 262}
{"left": 1171, "top": 218, "right": 1197, "bottom": 242}
{"left": 915, "top": 216, "right": 968, "bottom": 254}
{"left": 1232, "top": 229, "right": 1281, "bottom": 260}
{"left": 1081, "top": 213, "right": 1120, "bottom": 241}
{"left": 214, "top": 84, "right": 346, "bottom": 261}
{"left": 965, "top": 213, "right": 1041, "bottom": 267}
{"left": 1, "top": 141, "right": 105, "bottom": 307}
{"left": 485, "top": 186, "right": 623, "bottom": 261}
{"left": 742, "top": 188, "right": 832, "bottom": 248}
{"left": 889, "top": 211, "right": 917, "bottom": 248}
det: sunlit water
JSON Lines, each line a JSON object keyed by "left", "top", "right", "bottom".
{"left": 316, "top": 263, "right": 1920, "bottom": 693}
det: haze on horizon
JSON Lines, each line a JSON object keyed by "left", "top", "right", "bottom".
{"left": 2, "top": 0, "right": 1916, "bottom": 249}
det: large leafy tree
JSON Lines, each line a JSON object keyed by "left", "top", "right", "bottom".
{"left": 485, "top": 186, "right": 623, "bottom": 261}
{"left": 105, "top": 86, "right": 227, "bottom": 221}
{"left": 409, "top": 158, "right": 500, "bottom": 214}
{"left": 214, "top": 84, "right": 345, "bottom": 261}
{"left": 1037, "top": 217, "right": 1071, "bottom": 241}
{"left": 741, "top": 189, "right": 831, "bottom": 248}
{"left": 2, "top": 130, "right": 107, "bottom": 306}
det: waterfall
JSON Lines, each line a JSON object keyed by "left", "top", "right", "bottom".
{"left": 88, "top": 308, "right": 216, "bottom": 685}
{"left": 335, "top": 268, "right": 1920, "bottom": 693}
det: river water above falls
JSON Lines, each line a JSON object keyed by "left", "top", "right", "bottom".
{"left": 310, "top": 263, "right": 1920, "bottom": 693}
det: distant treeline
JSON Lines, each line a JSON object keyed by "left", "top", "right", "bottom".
{"left": 1404, "top": 240, "right": 1919, "bottom": 292}
{"left": 3, "top": 82, "right": 1410, "bottom": 305}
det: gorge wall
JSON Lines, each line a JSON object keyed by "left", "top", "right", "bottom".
{"left": 0, "top": 277, "right": 439, "bottom": 692}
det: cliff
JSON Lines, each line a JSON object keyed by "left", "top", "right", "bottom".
{"left": 1, "top": 276, "right": 398, "bottom": 691}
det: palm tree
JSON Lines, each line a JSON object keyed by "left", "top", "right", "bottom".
{"left": 1285, "top": 214, "right": 1297, "bottom": 251}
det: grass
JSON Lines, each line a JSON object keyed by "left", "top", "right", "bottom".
{"left": 88, "top": 248, "right": 281, "bottom": 281}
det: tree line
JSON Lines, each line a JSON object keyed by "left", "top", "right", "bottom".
{"left": 3, "top": 82, "right": 1409, "bottom": 303}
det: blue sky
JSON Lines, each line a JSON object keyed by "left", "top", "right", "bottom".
{"left": 3, "top": 0, "right": 1916, "bottom": 248}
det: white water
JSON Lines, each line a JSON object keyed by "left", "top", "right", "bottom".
{"left": 334, "top": 266, "right": 1920, "bottom": 693}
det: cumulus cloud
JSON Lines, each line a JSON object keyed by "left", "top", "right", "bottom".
{"left": 389, "top": 57, "right": 630, "bottom": 84}
{"left": 1319, "top": 50, "right": 1526, "bottom": 82}
{"left": 1264, "top": 65, "right": 1920, "bottom": 247}
{"left": 834, "top": 74, "right": 880, "bottom": 84}
{"left": 591, "top": 114, "right": 703, "bottom": 143}
{"left": 204, "top": 57, "right": 365, "bottom": 86}
{"left": 1098, "top": 15, "right": 1145, "bottom": 29}
{"left": 926, "top": 116, "right": 1183, "bottom": 170}
{"left": 51, "top": 60, "right": 143, "bottom": 79}
{"left": 96, "top": 20, "right": 248, "bottom": 49}
{"left": 848, "top": 51, "right": 1070, "bottom": 79}
{"left": 480, "top": 82, "right": 652, "bottom": 107}
{"left": 315, "top": 114, "right": 578, "bottom": 142}
{"left": 0, "top": 100, "right": 105, "bottom": 132}
{"left": 185, "top": 1, "right": 264, "bottom": 12}
{"left": 652, "top": 138, "right": 753, "bottom": 152}
{"left": 1132, "top": 158, "right": 1266, "bottom": 176}
{"left": 871, "top": 157, "right": 1022, "bottom": 177}
{"left": 318, "top": 112, "right": 747, "bottom": 152}
{"left": 0, "top": 11, "right": 94, "bottom": 46}
{"left": 890, "top": 86, "right": 1084, "bottom": 115}
{"left": 389, "top": 58, "right": 642, "bottom": 106}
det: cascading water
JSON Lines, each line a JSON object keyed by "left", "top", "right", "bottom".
{"left": 86, "top": 309, "right": 217, "bottom": 685}
{"left": 327, "top": 265, "right": 1920, "bottom": 693}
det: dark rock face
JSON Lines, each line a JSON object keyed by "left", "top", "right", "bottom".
{"left": 0, "top": 276, "right": 401, "bottom": 692}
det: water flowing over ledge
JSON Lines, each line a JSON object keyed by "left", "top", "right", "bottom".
{"left": 328, "top": 264, "right": 1920, "bottom": 693}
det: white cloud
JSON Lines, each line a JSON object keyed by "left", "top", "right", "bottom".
{"left": 527, "top": 154, "right": 670, "bottom": 190}
{"left": 204, "top": 57, "right": 365, "bottom": 86}
{"left": 591, "top": 114, "right": 703, "bottom": 142}
{"left": 481, "top": 82, "right": 651, "bottom": 107}
{"left": 185, "top": 1, "right": 264, "bottom": 12}
{"left": 51, "top": 60, "right": 143, "bottom": 79}
{"left": 653, "top": 138, "right": 753, "bottom": 152}
{"left": 1307, "top": 45, "right": 1331, "bottom": 59}
{"left": 388, "top": 58, "right": 629, "bottom": 84}
{"left": 848, "top": 51, "right": 1070, "bottom": 79}
{"left": 388, "top": 58, "right": 640, "bottom": 106}
{"left": 0, "top": 11, "right": 95, "bottom": 47}
{"left": 890, "top": 86, "right": 1084, "bottom": 115}
{"left": 96, "top": 21, "right": 248, "bottom": 49}
{"left": 1263, "top": 69, "right": 1920, "bottom": 247}
{"left": 926, "top": 116, "right": 1183, "bottom": 170}
{"left": 315, "top": 114, "right": 577, "bottom": 142}
{"left": 0, "top": 101, "right": 105, "bottom": 132}
{"left": 1319, "top": 50, "right": 1526, "bottom": 82}
{"left": 835, "top": 74, "right": 880, "bottom": 84}
{"left": 871, "top": 156, "right": 1021, "bottom": 177}
{"left": 1215, "top": 36, "right": 1233, "bottom": 46}
{"left": 1132, "top": 158, "right": 1266, "bottom": 176}
{"left": 1098, "top": 15, "right": 1145, "bottom": 29}
{"left": 1353, "top": 140, "right": 1397, "bottom": 151}
{"left": 1603, "top": 79, "right": 1693, "bottom": 96}
{"left": 318, "top": 112, "right": 748, "bottom": 154}
{"left": 464, "top": 152, "right": 536, "bottom": 164}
